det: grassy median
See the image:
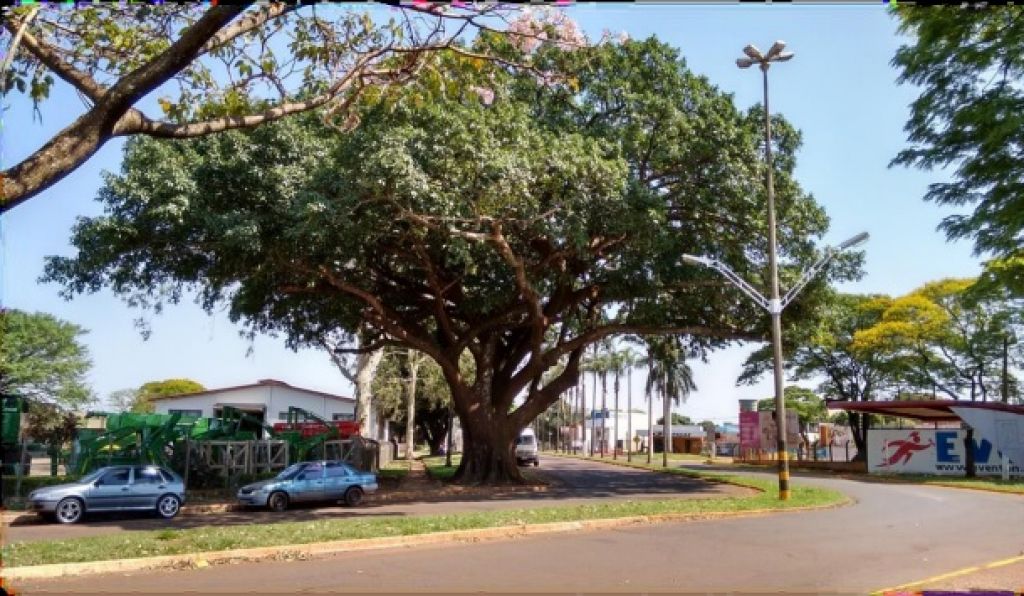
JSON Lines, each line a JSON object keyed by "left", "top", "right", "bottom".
{"left": 1, "top": 459, "right": 845, "bottom": 568}
{"left": 422, "top": 455, "right": 460, "bottom": 481}
{"left": 868, "top": 474, "right": 1024, "bottom": 495}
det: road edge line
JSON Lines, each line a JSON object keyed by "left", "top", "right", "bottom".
{"left": 871, "top": 552, "right": 1024, "bottom": 594}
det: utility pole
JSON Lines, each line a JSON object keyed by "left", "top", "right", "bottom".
{"left": 682, "top": 42, "right": 869, "bottom": 499}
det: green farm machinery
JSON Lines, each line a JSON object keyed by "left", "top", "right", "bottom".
{"left": 1, "top": 394, "right": 29, "bottom": 475}
{"left": 69, "top": 412, "right": 192, "bottom": 475}
{"left": 65, "top": 405, "right": 367, "bottom": 481}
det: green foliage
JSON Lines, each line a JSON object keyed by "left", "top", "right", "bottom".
{"left": 891, "top": 7, "right": 1024, "bottom": 295}
{"left": 644, "top": 336, "right": 696, "bottom": 407}
{"left": 372, "top": 350, "right": 462, "bottom": 453}
{"left": 106, "top": 388, "right": 139, "bottom": 413}
{"left": 0, "top": 309, "right": 93, "bottom": 408}
{"left": 852, "top": 277, "right": 1020, "bottom": 401}
{"left": 740, "top": 292, "right": 894, "bottom": 403}
{"left": 23, "top": 402, "right": 78, "bottom": 451}
{"left": 656, "top": 413, "right": 693, "bottom": 426}
{"left": 756, "top": 386, "right": 826, "bottom": 431}
{"left": 132, "top": 379, "right": 205, "bottom": 413}
{"left": 43, "top": 38, "right": 852, "bottom": 480}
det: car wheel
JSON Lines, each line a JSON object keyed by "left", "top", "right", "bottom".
{"left": 533, "top": 459, "right": 539, "bottom": 467}
{"left": 268, "top": 491, "right": 289, "bottom": 512}
{"left": 55, "top": 497, "right": 84, "bottom": 524}
{"left": 156, "top": 494, "right": 181, "bottom": 519}
{"left": 343, "top": 487, "right": 364, "bottom": 507}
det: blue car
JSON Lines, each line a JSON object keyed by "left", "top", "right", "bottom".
{"left": 237, "top": 460, "right": 378, "bottom": 511}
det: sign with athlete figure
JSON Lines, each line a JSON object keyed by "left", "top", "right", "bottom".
{"left": 868, "top": 428, "right": 1023, "bottom": 476}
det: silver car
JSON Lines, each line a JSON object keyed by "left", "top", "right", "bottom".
{"left": 237, "top": 460, "right": 378, "bottom": 511}
{"left": 28, "top": 465, "right": 186, "bottom": 524}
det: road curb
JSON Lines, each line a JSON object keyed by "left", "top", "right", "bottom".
{"left": 0, "top": 492, "right": 436, "bottom": 524}
{"left": 0, "top": 500, "right": 845, "bottom": 581}
{"left": 0, "top": 503, "right": 239, "bottom": 524}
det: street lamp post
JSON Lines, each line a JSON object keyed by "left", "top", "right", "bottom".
{"left": 681, "top": 41, "right": 869, "bottom": 501}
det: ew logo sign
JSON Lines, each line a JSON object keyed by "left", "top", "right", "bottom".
{"left": 868, "top": 429, "right": 1023, "bottom": 476}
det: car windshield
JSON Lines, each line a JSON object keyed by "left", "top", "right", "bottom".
{"left": 275, "top": 463, "right": 307, "bottom": 481}
{"left": 516, "top": 435, "right": 535, "bottom": 445}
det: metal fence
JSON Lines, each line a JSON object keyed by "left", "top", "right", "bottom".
{"left": 736, "top": 441, "right": 860, "bottom": 463}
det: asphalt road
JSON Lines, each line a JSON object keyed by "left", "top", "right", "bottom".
{"left": 12, "top": 459, "right": 1024, "bottom": 594}
{"left": 3, "top": 455, "right": 747, "bottom": 544}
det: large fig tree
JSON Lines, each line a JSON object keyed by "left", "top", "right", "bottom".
{"left": 45, "top": 38, "right": 848, "bottom": 483}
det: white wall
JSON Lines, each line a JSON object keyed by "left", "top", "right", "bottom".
{"left": 152, "top": 384, "right": 355, "bottom": 421}
{"left": 583, "top": 410, "right": 649, "bottom": 451}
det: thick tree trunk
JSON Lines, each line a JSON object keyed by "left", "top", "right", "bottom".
{"left": 451, "top": 411, "right": 523, "bottom": 485}
{"left": 850, "top": 412, "right": 869, "bottom": 463}
{"left": 405, "top": 350, "right": 419, "bottom": 460}
{"left": 418, "top": 407, "right": 450, "bottom": 456}
{"left": 355, "top": 348, "right": 384, "bottom": 438}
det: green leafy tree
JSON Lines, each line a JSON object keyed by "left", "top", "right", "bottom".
{"left": 644, "top": 336, "right": 696, "bottom": 466}
{"left": 1, "top": 4, "right": 574, "bottom": 212}
{"left": 107, "top": 388, "right": 139, "bottom": 412}
{"left": 133, "top": 378, "right": 205, "bottom": 413}
{"left": 741, "top": 292, "right": 894, "bottom": 459}
{"left": 44, "top": 38, "right": 848, "bottom": 484}
{"left": 372, "top": 350, "right": 462, "bottom": 456}
{"left": 853, "top": 278, "right": 1020, "bottom": 402}
{"left": 756, "top": 386, "right": 826, "bottom": 448}
{"left": 891, "top": 7, "right": 1024, "bottom": 296}
{"left": 0, "top": 309, "right": 93, "bottom": 408}
{"left": 656, "top": 413, "right": 692, "bottom": 426}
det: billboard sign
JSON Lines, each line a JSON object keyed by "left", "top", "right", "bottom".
{"left": 739, "top": 411, "right": 760, "bottom": 449}
{"left": 738, "top": 410, "right": 800, "bottom": 450}
{"left": 868, "top": 428, "right": 1023, "bottom": 476}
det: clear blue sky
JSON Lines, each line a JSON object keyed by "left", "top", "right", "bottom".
{"left": 0, "top": 5, "right": 979, "bottom": 424}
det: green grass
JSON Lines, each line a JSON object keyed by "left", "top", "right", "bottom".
{"left": 377, "top": 460, "right": 412, "bottom": 482}
{"left": 1, "top": 455, "right": 845, "bottom": 568}
{"left": 866, "top": 474, "right": 1024, "bottom": 495}
{"left": 422, "top": 455, "right": 460, "bottom": 481}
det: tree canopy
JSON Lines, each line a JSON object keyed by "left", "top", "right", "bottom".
{"left": 891, "top": 6, "right": 1024, "bottom": 295}
{"left": 119, "top": 378, "right": 206, "bottom": 413}
{"left": 0, "top": 309, "right": 93, "bottom": 408}
{"left": 44, "top": 37, "right": 850, "bottom": 483}
{"left": 853, "top": 278, "right": 1020, "bottom": 402}
{"left": 1, "top": 4, "right": 579, "bottom": 212}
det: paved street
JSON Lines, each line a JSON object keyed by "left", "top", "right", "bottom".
{"left": 3, "top": 455, "right": 747, "bottom": 544}
{"left": 13, "top": 458, "right": 1024, "bottom": 594}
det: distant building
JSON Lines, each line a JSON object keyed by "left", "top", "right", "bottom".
{"left": 150, "top": 379, "right": 356, "bottom": 438}
{"left": 637, "top": 424, "right": 707, "bottom": 454}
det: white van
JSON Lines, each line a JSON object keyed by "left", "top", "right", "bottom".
{"left": 515, "top": 428, "right": 540, "bottom": 467}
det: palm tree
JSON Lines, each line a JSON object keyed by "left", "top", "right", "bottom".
{"left": 583, "top": 345, "right": 601, "bottom": 457}
{"left": 621, "top": 348, "right": 640, "bottom": 462}
{"left": 607, "top": 347, "right": 637, "bottom": 461}
{"left": 644, "top": 337, "right": 697, "bottom": 467}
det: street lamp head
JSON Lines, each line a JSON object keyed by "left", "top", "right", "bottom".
{"left": 742, "top": 44, "right": 764, "bottom": 61}
{"left": 680, "top": 254, "right": 710, "bottom": 267}
{"left": 766, "top": 40, "right": 787, "bottom": 59}
{"left": 736, "top": 57, "right": 755, "bottom": 69}
{"left": 774, "top": 51, "right": 795, "bottom": 62}
{"left": 837, "top": 231, "right": 870, "bottom": 251}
